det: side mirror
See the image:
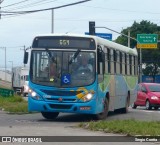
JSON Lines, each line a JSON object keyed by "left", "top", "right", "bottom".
{"left": 97, "top": 46, "right": 105, "bottom": 83}
{"left": 98, "top": 47, "right": 105, "bottom": 63}
{"left": 23, "top": 51, "right": 28, "bottom": 64}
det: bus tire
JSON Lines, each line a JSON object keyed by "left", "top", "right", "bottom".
{"left": 94, "top": 98, "right": 109, "bottom": 120}
{"left": 132, "top": 103, "right": 137, "bottom": 109}
{"left": 121, "top": 95, "right": 130, "bottom": 113}
{"left": 41, "top": 112, "right": 59, "bottom": 120}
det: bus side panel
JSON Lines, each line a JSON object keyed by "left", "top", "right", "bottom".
{"left": 115, "top": 75, "right": 128, "bottom": 110}
{"left": 124, "top": 76, "right": 138, "bottom": 105}
{"left": 98, "top": 74, "right": 138, "bottom": 111}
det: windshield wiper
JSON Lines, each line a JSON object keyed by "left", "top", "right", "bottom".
{"left": 45, "top": 48, "right": 55, "bottom": 63}
{"left": 69, "top": 49, "right": 81, "bottom": 65}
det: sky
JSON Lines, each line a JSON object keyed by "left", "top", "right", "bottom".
{"left": 0, "top": 0, "right": 160, "bottom": 70}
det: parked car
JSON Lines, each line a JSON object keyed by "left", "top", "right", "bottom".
{"left": 133, "top": 83, "right": 160, "bottom": 110}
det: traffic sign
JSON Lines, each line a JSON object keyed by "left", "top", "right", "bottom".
{"left": 96, "top": 33, "right": 112, "bottom": 40}
{"left": 137, "top": 44, "right": 157, "bottom": 49}
{"left": 85, "top": 32, "right": 112, "bottom": 40}
{"left": 137, "top": 34, "right": 158, "bottom": 49}
{"left": 0, "top": 88, "right": 14, "bottom": 97}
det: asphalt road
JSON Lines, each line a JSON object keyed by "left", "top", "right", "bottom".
{"left": 0, "top": 107, "right": 160, "bottom": 145}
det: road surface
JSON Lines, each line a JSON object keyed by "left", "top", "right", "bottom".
{"left": 0, "top": 107, "right": 159, "bottom": 145}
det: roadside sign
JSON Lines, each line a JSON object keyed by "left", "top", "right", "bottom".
{"left": 137, "top": 34, "right": 158, "bottom": 49}
{"left": 0, "top": 88, "right": 14, "bottom": 97}
{"left": 85, "top": 32, "right": 112, "bottom": 41}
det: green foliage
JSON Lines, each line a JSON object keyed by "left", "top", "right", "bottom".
{"left": 115, "top": 20, "right": 160, "bottom": 77}
{"left": 115, "top": 20, "right": 159, "bottom": 48}
{"left": 0, "top": 95, "right": 28, "bottom": 113}
{"left": 80, "top": 119, "right": 160, "bottom": 136}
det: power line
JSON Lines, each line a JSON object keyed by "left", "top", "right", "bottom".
{"left": 0, "top": 0, "right": 4, "bottom": 4}
{"left": 1, "top": 0, "right": 92, "bottom": 17}
{"left": 1, "top": 0, "right": 31, "bottom": 8}
{"left": 79, "top": 5, "right": 160, "bottom": 15}
{"left": 3, "top": 0, "right": 58, "bottom": 11}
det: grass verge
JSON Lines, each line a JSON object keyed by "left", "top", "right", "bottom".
{"left": 79, "top": 119, "right": 160, "bottom": 136}
{"left": 0, "top": 95, "right": 28, "bottom": 114}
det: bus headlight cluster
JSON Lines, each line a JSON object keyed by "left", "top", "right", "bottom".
{"left": 83, "top": 93, "right": 93, "bottom": 102}
{"left": 28, "top": 88, "right": 42, "bottom": 100}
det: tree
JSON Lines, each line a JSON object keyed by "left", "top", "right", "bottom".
{"left": 115, "top": 20, "right": 160, "bottom": 81}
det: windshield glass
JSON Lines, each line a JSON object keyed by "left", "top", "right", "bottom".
{"left": 30, "top": 50, "right": 95, "bottom": 87}
{"left": 26, "top": 75, "right": 29, "bottom": 81}
{"left": 148, "top": 85, "right": 160, "bottom": 92}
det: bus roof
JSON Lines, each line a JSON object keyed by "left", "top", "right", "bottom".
{"left": 33, "top": 33, "right": 138, "bottom": 56}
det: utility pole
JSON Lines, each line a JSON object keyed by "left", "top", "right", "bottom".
{"left": 20, "top": 45, "right": 26, "bottom": 67}
{"left": 51, "top": 9, "right": 54, "bottom": 33}
{"left": 128, "top": 29, "right": 130, "bottom": 47}
{"left": 0, "top": 47, "right": 6, "bottom": 81}
{"left": 0, "top": 7, "right": 1, "bottom": 19}
{"left": 4, "top": 47, "right": 6, "bottom": 81}
{"left": 139, "top": 48, "right": 142, "bottom": 83}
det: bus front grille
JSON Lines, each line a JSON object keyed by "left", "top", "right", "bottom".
{"left": 49, "top": 104, "right": 72, "bottom": 109}
{"left": 46, "top": 98, "right": 76, "bottom": 102}
{"left": 40, "top": 89, "right": 82, "bottom": 96}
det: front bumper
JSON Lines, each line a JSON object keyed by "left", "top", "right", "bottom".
{"left": 28, "top": 97, "right": 97, "bottom": 114}
{"left": 150, "top": 99, "right": 160, "bottom": 107}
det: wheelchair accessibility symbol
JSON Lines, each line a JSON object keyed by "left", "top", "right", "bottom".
{"left": 62, "top": 74, "right": 71, "bottom": 84}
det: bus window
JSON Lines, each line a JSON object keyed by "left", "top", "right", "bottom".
{"left": 125, "top": 53, "right": 127, "bottom": 75}
{"left": 119, "top": 52, "right": 122, "bottom": 74}
{"left": 116, "top": 51, "right": 120, "bottom": 74}
{"left": 113, "top": 50, "right": 116, "bottom": 73}
{"left": 110, "top": 49, "right": 114, "bottom": 74}
{"left": 129, "top": 55, "right": 132, "bottom": 75}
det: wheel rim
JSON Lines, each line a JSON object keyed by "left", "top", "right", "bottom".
{"left": 97, "top": 99, "right": 108, "bottom": 120}
{"left": 146, "top": 101, "right": 149, "bottom": 109}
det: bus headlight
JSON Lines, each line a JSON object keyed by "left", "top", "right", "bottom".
{"left": 29, "top": 88, "right": 42, "bottom": 100}
{"left": 83, "top": 93, "right": 93, "bottom": 102}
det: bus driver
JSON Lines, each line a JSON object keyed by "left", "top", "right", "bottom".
{"left": 78, "top": 54, "right": 93, "bottom": 72}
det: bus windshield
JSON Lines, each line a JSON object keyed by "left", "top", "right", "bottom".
{"left": 30, "top": 50, "right": 95, "bottom": 87}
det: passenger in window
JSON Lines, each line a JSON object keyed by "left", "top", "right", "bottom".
{"left": 78, "top": 54, "right": 93, "bottom": 72}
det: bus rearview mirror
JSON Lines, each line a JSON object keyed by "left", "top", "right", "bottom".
{"left": 23, "top": 51, "right": 29, "bottom": 64}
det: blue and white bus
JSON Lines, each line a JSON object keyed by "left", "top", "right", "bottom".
{"left": 24, "top": 34, "right": 138, "bottom": 120}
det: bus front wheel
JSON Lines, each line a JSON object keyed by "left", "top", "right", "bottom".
{"left": 41, "top": 112, "right": 59, "bottom": 120}
{"left": 95, "top": 98, "right": 109, "bottom": 120}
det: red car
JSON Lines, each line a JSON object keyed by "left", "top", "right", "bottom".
{"left": 133, "top": 83, "right": 160, "bottom": 110}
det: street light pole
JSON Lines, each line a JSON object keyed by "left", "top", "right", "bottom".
{"left": 5, "top": 47, "right": 6, "bottom": 81}
{"left": 51, "top": 9, "right": 54, "bottom": 33}
{"left": 8, "top": 61, "right": 13, "bottom": 81}
{"left": 128, "top": 29, "right": 130, "bottom": 47}
{"left": 0, "top": 47, "right": 6, "bottom": 81}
